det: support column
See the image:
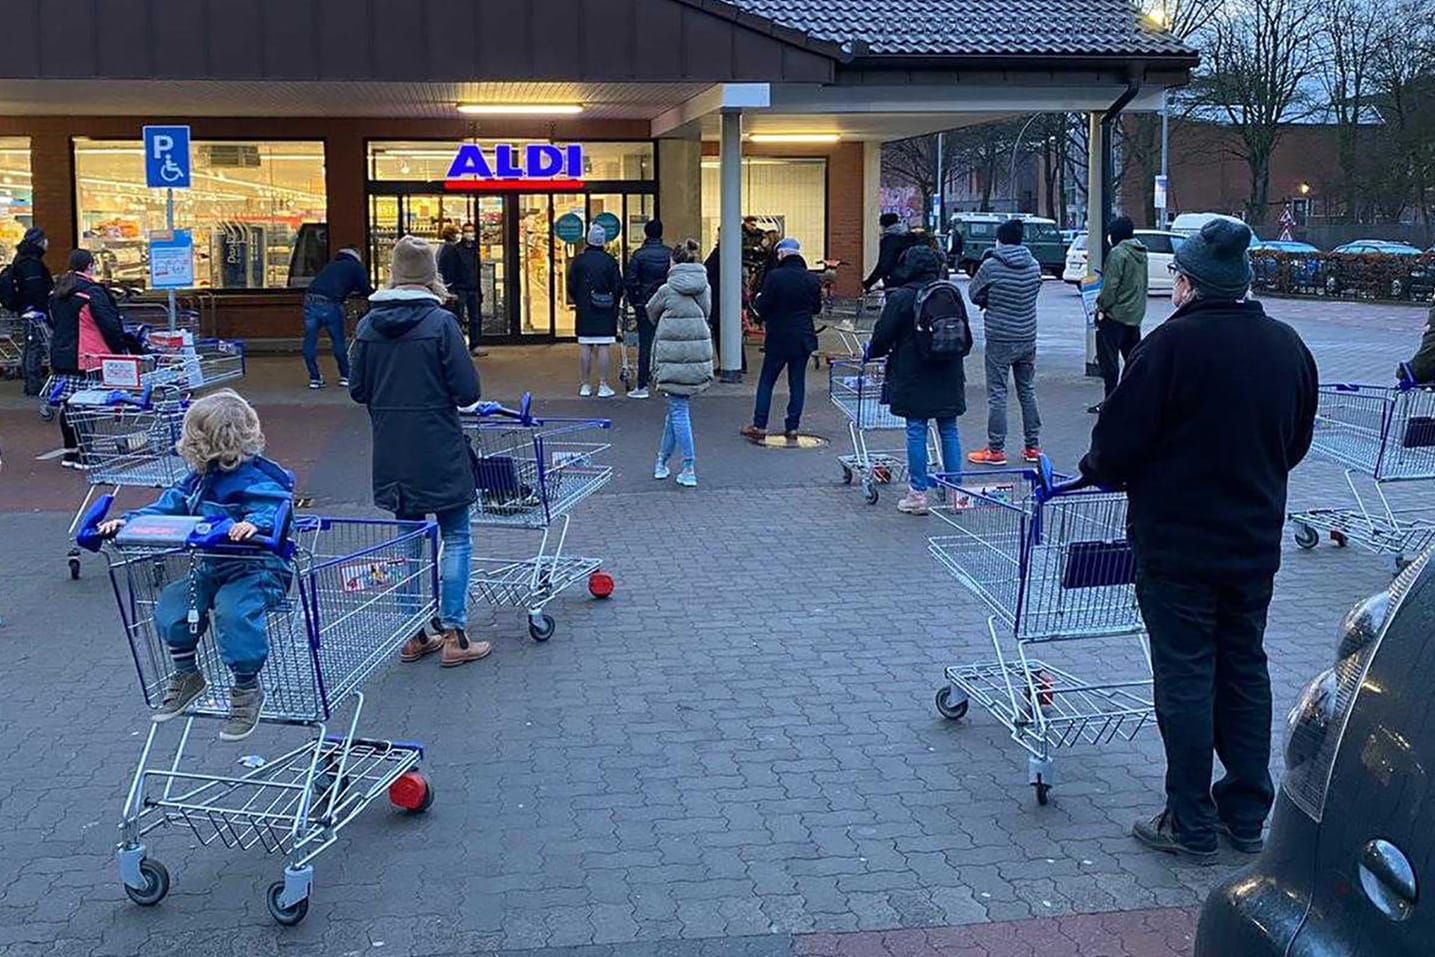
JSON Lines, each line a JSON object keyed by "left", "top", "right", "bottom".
{"left": 862, "top": 141, "right": 882, "bottom": 282}
{"left": 656, "top": 138, "right": 702, "bottom": 245}
{"left": 719, "top": 109, "right": 743, "bottom": 382}
{"left": 1084, "top": 112, "right": 1103, "bottom": 378}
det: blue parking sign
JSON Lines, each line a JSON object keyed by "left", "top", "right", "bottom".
{"left": 143, "top": 126, "right": 191, "bottom": 189}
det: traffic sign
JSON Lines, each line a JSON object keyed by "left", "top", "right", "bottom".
{"left": 143, "top": 126, "right": 191, "bottom": 189}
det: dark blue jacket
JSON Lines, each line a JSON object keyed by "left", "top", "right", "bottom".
{"left": 307, "top": 252, "right": 372, "bottom": 302}
{"left": 753, "top": 254, "right": 822, "bottom": 358}
{"left": 128, "top": 455, "right": 295, "bottom": 536}
{"left": 624, "top": 238, "right": 672, "bottom": 315}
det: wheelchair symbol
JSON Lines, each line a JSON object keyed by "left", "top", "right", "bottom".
{"left": 158, "top": 156, "right": 184, "bottom": 183}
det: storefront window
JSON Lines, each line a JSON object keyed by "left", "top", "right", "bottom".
{"left": 368, "top": 141, "right": 654, "bottom": 182}
{"left": 73, "top": 139, "right": 327, "bottom": 290}
{"left": 0, "top": 137, "right": 33, "bottom": 260}
{"left": 701, "top": 157, "right": 827, "bottom": 256}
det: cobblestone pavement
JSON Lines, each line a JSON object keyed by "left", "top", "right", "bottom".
{"left": 0, "top": 284, "right": 1424, "bottom": 955}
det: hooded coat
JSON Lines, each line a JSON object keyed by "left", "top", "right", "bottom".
{"left": 868, "top": 245, "right": 968, "bottom": 420}
{"left": 49, "top": 272, "right": 127, "bottom": 374}
{"left": 647, "top": 263, "right": 714, "bottom": 397}
{"left": 9, "top": 238, "right": 53, "bottom": 313}
{"left": 348, "top": 289, "right": 481, "bottom": 515}
{"left": 1095, "top": 239, "right": 1149, "bottom": 327}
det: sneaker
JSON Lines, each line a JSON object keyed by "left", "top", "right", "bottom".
{"left": 470, "top": 347, "right": 488, "bottom": 358}
{"left": 1087, "top": 403, "right": 1103, "bottom": 414}
{"left": 740, "top": 425, "right": 767, "bottom": 441}
{"left": 628, "top": 387, "right": 650, "bottom": 399}
{"left": 676, "top": 469, "right": 697, "bottom": 488}
{"left": 399, "top": 618, "right": 446, "bottom": 662}
{"left": 440, "top": 628, "right": 493, "bottom": 668}
{"left": 1132, "top": 811, "right": 1218, "bottom": 864}
{"left": 60, "top": 455, "right": 81, "bottom": 470}
{"left": 308, "top": 379, "right": 325, "bottom": 390}
{"left": 219, "top": 685, "right": 265, "bottom": 742}
{"left": 337, "top": 377, "right": 351, "bottom": 388}
{"left": 597, "top": 382, "right": 616, "bottom": 398}
{"left": 579, "top": 383, "right": 593, "bottom": 397}
{"left": 897, "top": 490, "right": 930, "bottom": 515}
{"left": 152, "top": 671, "right": 208, "bottom": 723}
{"left": 1022, "top": 447, "right": 1043, "bottom": 464}
{"left": 968, "top": 448, "right": 1008, "bottom": 466}
{"left": 1218, "top": 821, "right": 1265, "bottom": 854}
{"left": 654, "top": 461, "right": 671, "bottom": 480}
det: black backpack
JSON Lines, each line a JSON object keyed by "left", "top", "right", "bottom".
{"left": 912, "top": 280, "right": 972, "bottom": 361}
{"left": 0, "top": 264, "right": 18, "bottom": 312}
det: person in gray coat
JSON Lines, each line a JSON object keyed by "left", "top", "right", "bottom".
{"left": 967, "top": 218, "right": 1043, "bottom": 466}
{"left": 647, "top": 239, "right": 714, "bottom": 488}
{"left": 349, "top": 235, "right": 490, "bottom": 669}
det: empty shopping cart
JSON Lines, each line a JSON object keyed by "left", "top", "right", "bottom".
{"left": 77, "top": 502, "right": 438, "bottom": 926}
{"left": 929, "top": 465, "right": 1153, "bottom": 805}
{"left": 828, "top": 359, "right": 940, "bottom": 505}
{"left": 1288, "top": 382, "right": 1435, "bottom": 570}
{"left": 463, "top": 395, "right": 615, "bottom": 641}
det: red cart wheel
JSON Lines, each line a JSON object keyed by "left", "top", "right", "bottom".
{"left": 388, "top": 771, "right": 433, "bottom": 813}
{"left": 589, "top": 571, "right": 614, "bottom": 599}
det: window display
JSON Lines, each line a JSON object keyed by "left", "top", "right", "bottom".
{"left": 701, "top": 157, "right": 827, "bottom": 257}
{"left": 73, "top": 139, "right": 326, "bottom": 290}
{"left": 0, "top": 137, "right": 33, "bottom": 259}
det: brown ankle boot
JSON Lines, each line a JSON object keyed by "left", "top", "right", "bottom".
{"left": 440, "top": 628, "right": 492, "bottom": 668}
{"left": 399, "top": 619, "right": 446, "bottom": 662}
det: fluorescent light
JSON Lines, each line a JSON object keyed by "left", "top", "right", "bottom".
{"left": 747, "top": 133, "right": 840, "bottom": 144}
{"left": 457, "top": 104, "right": 583, "bottom": 115}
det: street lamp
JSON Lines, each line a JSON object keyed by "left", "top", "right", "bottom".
{"left": 1298, "top": 182, "right": 1312, "bottom": 195}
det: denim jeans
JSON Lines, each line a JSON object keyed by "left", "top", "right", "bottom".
{"left": 984, "top": 339, "right": 1040, "bottom": 451}
{"left": 905, "top": 417, "right": 961, "bottom": 492}
{"left": 1136, "top": 568, "right": 1277, "bottom": 849}
{"left": 658, "top": 395, "right": 695, "bottom": 469}
{"left": 752, "top": 351, "right": 809, "bottom": 432}
{"left": 397, "top": 506, "right": 472, "bottom": 630}
{"left": 302, "top": 297, "right": 350, "bottom": 381}
{"left": 452, "top": 291, "right": 482, "bottom": 348}
{"left": 154, "top": 559, "right": 290, "bottom": 681}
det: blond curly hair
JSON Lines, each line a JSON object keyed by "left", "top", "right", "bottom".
{"left": 176, "top": 389, "right": 265, "bottom": 473}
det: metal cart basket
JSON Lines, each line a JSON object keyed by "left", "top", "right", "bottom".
{"left": 828, "top": 359, "right": 940, "bottom": 505}
{"left": 1288, "top": 383, "right": 1435, "bottom": 569}
{"left": 78, "top": 502, "right": 439, "bottom": 926}
{"left": 929, "top": 466, "right": 1153, "bottom": 805}
{"left": 464, "top": 396, "right": 614, "bottom": 641}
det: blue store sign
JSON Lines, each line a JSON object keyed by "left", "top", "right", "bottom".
{"left": 445, "top": 143, "right": 585, "bottom": 191}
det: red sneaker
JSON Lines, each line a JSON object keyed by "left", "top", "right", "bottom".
{"left": 967, "top": 448, "right": 1008, "bottom": 467}
{"left": 1023, "top": 447, "right": 1043, "bottom": 464}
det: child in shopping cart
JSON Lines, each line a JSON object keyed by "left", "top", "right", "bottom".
{"left": 96, "top": 389, "right": 295, "bottom": 742}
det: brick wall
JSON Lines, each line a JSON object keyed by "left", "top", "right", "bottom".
{"left": 826, "top": 142, "right": 865, "bottom": 298}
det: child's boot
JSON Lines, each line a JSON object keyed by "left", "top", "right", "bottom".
{"left": 152, "top": 671, "right": 208, "bottom": 723}
{"left": 440, "top": 628, "right": 492, "bottom": 668}
{"left": 220, "top": 684, "right": 265, "bottom": 742}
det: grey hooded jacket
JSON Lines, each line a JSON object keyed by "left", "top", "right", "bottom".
{"left": 968, "top": 243, "right": 1043, "bottom": 342}
{"left": 647, "top": 262, "right": 714, "bottom": 397}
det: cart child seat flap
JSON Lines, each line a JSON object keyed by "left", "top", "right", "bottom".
{"left": 1401, "top": 415, "right": 1435, "bottom": 449}
{"left": 1062, "top": 539, "right": 1136, "bottom": 589}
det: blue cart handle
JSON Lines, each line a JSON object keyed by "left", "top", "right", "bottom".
{"left": 75, "top": 497, "right": 294, "bottom": 558}
{"left": 74, "top": 493, "right": 117, "bottom": 552}
{"left": 464, "top": 392, "right": 537, "bottom": 426}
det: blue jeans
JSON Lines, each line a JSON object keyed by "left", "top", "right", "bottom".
{"left": 154, "top": 559, "right": 289, "bottom": 681}
{"left": 302, "top": 297, "right": 350, "bottom": 382}
{"left": 753, "top": 351, "right": 808, "bottom": 432}
{"left": 906, "top": 417, "right": 962, "bottom": 492}
{"left": 397, "top": 506, "right": 471, "bottom": 630}
{"left": 658, "top": 395, "right": 695, "bottom": 469}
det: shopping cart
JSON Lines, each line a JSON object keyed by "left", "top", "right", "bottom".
{"left": 0, "top": 314, "right": 22, "bottom": 377}
{"left": 463, "top": 395, "right": 615, "bottom": 641}
{"left": 75, "top": 500, "right": 437, "bottom": 925}
{"left": 62, "top": 386, "right": 188, "bottom": 579}
{"left": 1288, "top": 382, "right": 1435, "bottom": 570}
{"left": 618, "top": 304, "right": 641, "bottom": 390}
{"left": 929, "top": 464, "right": 1153, "bottom": 805}
{"left": 828, "top": 359, "right": 940, "bottom": 505}
{"left": 144, "top": 337, "right": 248, "bottom": 391}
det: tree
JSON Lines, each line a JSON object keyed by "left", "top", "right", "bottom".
{"left": 1316, "top": 0, "right": 1391, "bottom": 220}
{"left": 1365, "top": 2, "right": 1435, "bottom": 225}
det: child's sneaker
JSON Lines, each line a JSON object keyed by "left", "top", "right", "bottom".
{"left": 676, "top": 468, "right": 698, "bottom": 488}
{"left": 440, "top": 629, "right": 492, "bottom": 668}
{"left": 219, "top": 685, "right": 265, "bottom": 742}
{"left": 152, "top": 671, "right": 207, "bottom": 723}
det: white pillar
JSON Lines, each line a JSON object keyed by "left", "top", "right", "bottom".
{"left": 862, "top": 141, "right": 882, "bottom": 279}
{"left": 719, "top": 109, "right": 744, "bottom": 380}
{"left": 1085, "top": 112, "right": 1103, "bottom": 377}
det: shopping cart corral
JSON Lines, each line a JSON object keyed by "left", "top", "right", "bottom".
{"left": 930, "top": 464, "right": 1153, "bottom": 805}
{"left": 828, "top": 359, "right": 941, "bottom": 505}
{"left": 463, "top": 395, "right": 615, "bottom": 641}
{"left": 1288, "top": 382, "right": 1435, "bottom": 570}
{"left": 76, "top": 502, "right": 438, "bottom": 926}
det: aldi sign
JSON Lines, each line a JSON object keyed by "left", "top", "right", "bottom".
{"left": 445, "top": 143, "right": 585, "bottom": 192}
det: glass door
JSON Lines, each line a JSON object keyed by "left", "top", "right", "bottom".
{"left": 369, "top": 194, "right": 400, "bottom": 287}
{"left": 475, "top": 196, "right": 507, "bottom": 339}
{"left": 516, "top": 195, "right": 554, "bottom": 337}
{"left": 549, "top": 193, "right": 586, "bottom": 338}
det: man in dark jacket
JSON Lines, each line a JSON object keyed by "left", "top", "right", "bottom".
{"left": 623, "top": 219, "right": 671, "bottom": 398}
{"left": 1398, "top": 302, "right": 1435, "bottom": 384}
{"left": 1090, "top": 216, "right": 1149, "bottom": 413}
{"left": 437, "top": 223, "right": 485, "bottom": 357}
{"left": 349, "top": 236, "right": 488, "bottom": 669}
{"left": 863, "top": 214, "right": 910, "bottom": 292}
{"left": 567, "top": 223, "right": 624, "bottom": 397}
{"left": 303, "top": 246, "right": 372, "bottom": 390}
{"left": 867, "top": 244, "right": 966, "bottom": 514}
{"left": 742, "top": 238, "right": 823, "bottom": 441}
{"left": 7, "top": 227, "right": 53, "bottom": 313}
{"left": 1080, "top": 219, "right": 1318, "bottom": 863}
{"left": 49, "top": 249, "right": 128, "bottom": 466}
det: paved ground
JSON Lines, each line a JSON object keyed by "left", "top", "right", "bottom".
{"left": 0, "top": 282, "right": 1426, "bottom": 956}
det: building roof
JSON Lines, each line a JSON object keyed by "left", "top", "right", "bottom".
{"left": 722, "top": 0, "right": 1194, "bottom": 59}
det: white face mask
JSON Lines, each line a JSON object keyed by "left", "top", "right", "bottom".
{"left": 1171, "top": 273, "right": 1194, "bottom": 309}
{"left": 462, "top": 232, "right": 475, "bottom": 242}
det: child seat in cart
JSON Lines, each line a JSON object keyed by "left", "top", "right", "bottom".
{"left": 76, "top": 499, "right": 440, "bottom": 926}
{"left": 929, "top": 462, "right": 1153, "bottom": 805}
{"left": 463, "top": 394, "right": 615, "bottom": 641}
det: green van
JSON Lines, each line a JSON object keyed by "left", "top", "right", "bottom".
{"left": 947, "top": 213, "right": 1066, "bottom": 278}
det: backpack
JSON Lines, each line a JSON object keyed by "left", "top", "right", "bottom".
{"left": 0, "top": 264, "right": 18, "bottom": 312}
{"left": 912, "top": 280, "right": 972, "bottom": 361}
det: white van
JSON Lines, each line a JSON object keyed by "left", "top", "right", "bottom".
{"left": 1063, "top": 230, "right": 1185, "bottom": 293}
{"left": 1168, "top": 212, "right": 1261, "bottom": 243}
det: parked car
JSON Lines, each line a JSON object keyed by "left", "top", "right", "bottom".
{"left": 1196, "top": 552, "right": 1435, "bottom": 956}
{"left": 1326, "top": 240, "right": 1431, "bottom": 299}
{"left": 1249, "top": 240, "right": 1322, "bottom": 291}
{"left": 1251, "top": 240, "right": 1319, "bottom": 254}
{"left": 1062, "top": 230, "right": 1184, "bottom": 293}
{"left": 947, "top": 213, "right": 1066, "bottom": 278}
{"left": 1170, "top": 211, "right": 1261, "bottom": 244}
{"left": 1332, "top": 240, "right": 1424, "bottom": 256}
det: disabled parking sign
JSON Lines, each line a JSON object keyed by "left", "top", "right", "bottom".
{"left": 143, "top": 125, "right": 191, "bottom": 189}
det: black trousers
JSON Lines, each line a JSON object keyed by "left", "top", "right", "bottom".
{"left": 1096, "top": 320, "right": 1141, "bottom": 398}
{"left": 636, "top": 316, "right": 656, "bottom": 389}
{"left": 451, "top": 290, "right": 483, "bottom": 348}
{"left": 1136, "top": 568, "right": 1276, "bottom": 847}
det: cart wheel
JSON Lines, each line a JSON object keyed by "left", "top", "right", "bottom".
{"left": 840, "top": 464, "right": 854, "bottom": 485}
{"left": 588, "top": 571, "right": 614, "bottom": 599}
{"left": 529, "top": 614, "right": 556, "bottom": 642}
{"left": 123, "top": 858, "right": 170, "bottom": 907}
{"left": 1034, "top": 776, "right": 1051, "bottom": 806}
{"left": 1394, "top": 554, "right": 1412, "bottom": 574}
{"left": 934, "top": 687, "right": 969, "bottom": 721}
{"left": 266, "top": 880, "right": 310, "bottom": 926}
{"left": 1293, "top": 524, "right": 1319, "bottom": 550}
{"left": 68, "top": 555, "right": 81, "bottom": 580}
{"left": 1331, "top": 530, "right": 1348, "bottom": 548}
{"left": 863, "top": 481, "right": 879, "bottom": 505}
{"left": 388, "top": 770, "right": 433, "bottom": 813}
